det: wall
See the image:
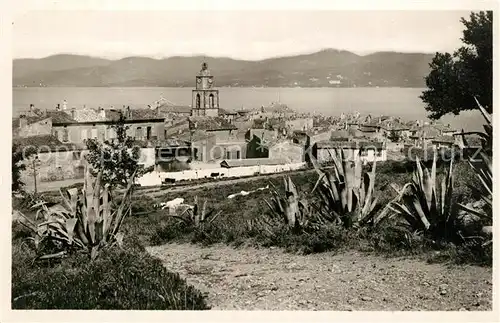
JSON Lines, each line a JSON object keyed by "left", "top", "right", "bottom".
{"left": 20, "top": 146, "right": 155, "bottom": 184}
{"left": 209, "top": 129, "right": 240, "bottom": 143}
{"left": 309, "top": 130, "right": 332, "bottom": 145}
{"left": 386, "top": 142, "right": 404, "bottom": 152}
{"left": 139, "top": 148, "right": 156, "bottom": 168}
{"left": 192, "top": 89, "right": 219, "bottom": 109}
{"left": 286, "top": 118, "right": 314, "bottom": 132}
{"left": 53, "top": 121, "right": 165, "bottom": 144}
{"left": 18, "top": 118, "right": 53, "bottom": 138}
{"left": 136, "top": 162, "right": 307, "bottom": 186}
{"left": 269, "top": 142, "right": 304, "bottom": 163}
{"left": 316, "top": 147, "right": 387, "bottom": 164}
{"left": 21, "top": 150, "right": 87, "bottom": 183}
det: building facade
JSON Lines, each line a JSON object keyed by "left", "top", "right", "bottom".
{"left": 191, "top": 62, "right": 219, "bottom": 117}
{"left": 312, "top": 140, "right": 387, "bottom": 163}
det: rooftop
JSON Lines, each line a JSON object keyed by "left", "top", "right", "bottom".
{"left": 157, "top": 103, "right": 191, "bottom": 115}
{"left": 432, "top": 136, "right": 457, "bottom": 144}
{"left": 315, "top": 140, "right": 386, "bottom": 149}
{"left": 12, "top": 135, "right": 83, "bottom": 152}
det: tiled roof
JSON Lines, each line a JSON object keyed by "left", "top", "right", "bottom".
{"left": 432, "top": 136, "right": 456, "bottom": 144}
{"left": 127, "top": 109, "right": 164, "bottom": 121}
{"left": 315, "top": 140, "right": 385, "bottom": 149}
{"left": 176, "top": 130, "right": 215, "bottom": 143}
{"left": 46, "top": 111, "right": 77, "bottom": 124}
{"left": 363, "top": 121, "right": 381, "bottom": 128}
{"left": 12, "top": 135, "right": 81, "bottom": 152}
{"left": 219, "top": 108, "right": 238, "bottom": 115}
{"left": 71, "top": 108, "right": 105, "bottom": 122}
{"left": 158, "top": 103, "right": 191, "bottom": 114}
{"left": 262, "top": 102, "right": 291, "bottom": 113}
{"left": 330, "top": 130, "right": 350, "bottom": 138}
{"left": 189, "top": 116, "right": 237, "bottom": 131}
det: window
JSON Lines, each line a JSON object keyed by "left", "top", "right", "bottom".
{"left": 226, "top": 150, "right": 231, "bottom": 159}
{"left": 209, "top": 94, "right": 215, "bottom": 108}
{"left": 236, "top": 150, "right": 241, "bottom": 159}
{"left": 196, "top": 94, "right": 201, "bottom": 109}
{"left": 146, "top": 126, "right": 152, "bottom": 140}
{"left": 109, "top": 128, "right": 117, "bottom": 140}
{"left": 135, "top": 127, "right": 142, "bottom": 139}
{"left": 360, "top": 149, "right": 369, "bottom": 157}
{"left": 81, "top": 129, "right": 88, "bottom": 141}
{"left": 62, "top": 127, "right": 69, "bottom": 142}
{"left": 91, "top": 128, "right": 98, "bottom": 139}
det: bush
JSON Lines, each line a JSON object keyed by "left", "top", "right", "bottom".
{"left": 11, "top": 235, "right": 209, "bottom": 310}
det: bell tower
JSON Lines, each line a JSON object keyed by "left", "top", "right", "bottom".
{"left": 191, "top": 62, "right": 219, "bottom": 117}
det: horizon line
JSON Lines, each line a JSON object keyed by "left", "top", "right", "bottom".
{"left": 12, "top": 47, "right": 438, "bottom": 61}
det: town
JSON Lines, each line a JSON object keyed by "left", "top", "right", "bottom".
{"left": 12, "top": 61, "right": 468, "bottom": 190}
{"left": 8, "top": 9, "right": 494, "bottom": 314}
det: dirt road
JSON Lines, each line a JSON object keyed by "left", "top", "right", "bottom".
{"left": 147, "top": 243, "right": 492, "bottom": 311}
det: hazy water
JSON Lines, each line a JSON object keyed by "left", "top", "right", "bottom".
{"left": 12, "top": 87, "right": 484, "bottom": 131}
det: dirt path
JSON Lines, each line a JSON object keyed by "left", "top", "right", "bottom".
{"left": 147, "top": 243, "right": 492, "bottom": 311}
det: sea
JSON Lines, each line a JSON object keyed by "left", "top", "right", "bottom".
{"left": 12, "top": 87, "right": 485, "bottom": 131}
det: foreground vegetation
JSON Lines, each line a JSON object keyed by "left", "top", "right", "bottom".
{"left": 12, "top": 222, "right": 208, "bottom": 310}
{"left": 12, "top": 160, "right": 209, "bottom": 310}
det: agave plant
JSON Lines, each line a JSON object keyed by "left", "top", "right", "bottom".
{"left": 456, "top": 97, "right": 492, "bottom": 245}
{"left": 263, "top": 176, "right": 312, "bottom": 232}
{"left": 173, "top": 196, "right": 221, "bottom": 228}
{"left": 311, "top": 149, "right": 381, "bottom": 228}
{"left": 16, "top": 162, "right": 137, "bottom": 260}
{"left": 458, "top": 97, "right": 492, "bottom": 153}
{"left": 387, "top": 152, "right": 458, "bottom": 241}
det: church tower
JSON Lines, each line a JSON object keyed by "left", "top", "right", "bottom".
{"left": 191, "top": 62, "right": 219, "bottom": 117}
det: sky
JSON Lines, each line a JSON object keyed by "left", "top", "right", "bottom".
{"left": 13, "top": 10, "right": 473, "bottom": 60}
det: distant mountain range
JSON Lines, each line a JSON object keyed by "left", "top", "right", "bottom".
{"left": 13, "top": 49, "right": 434, "bottom": 88}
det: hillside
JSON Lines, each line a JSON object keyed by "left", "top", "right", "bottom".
{"left": 13, "top": 49, "right": 433, "bottom": 88}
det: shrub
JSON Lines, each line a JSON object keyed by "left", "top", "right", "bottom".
{"left": 11, "top": 237, "right": 209, "bottom": 310}
{"left": 17, "top": 163, "right": 137, "bottom": 261}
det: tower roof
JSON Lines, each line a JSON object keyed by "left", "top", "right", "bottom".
{"left": 199, "top": 62, "right": 211, "bottom": 76}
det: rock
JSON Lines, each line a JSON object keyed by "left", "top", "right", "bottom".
{"left": 474, "top": 301, "right": 481, "bottom": 307}
{"left": 361, "top": 296, "right": 373, "bottom": 301}
{"left": 440, "top": 290, "right": 447, "bottom": 296}
{"left": 270, "top": 286, "right": 278, "bottom": 291}
{"left": 459, "top": 307, "right": 467, "bottom": 311}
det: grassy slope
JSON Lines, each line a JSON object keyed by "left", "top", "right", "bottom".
{"left": 125, "top": 159, "right": 489, "bottom": 265}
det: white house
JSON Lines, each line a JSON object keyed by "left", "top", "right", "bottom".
{"left": 312, "top": 140, "right": 387, "bottom": 164}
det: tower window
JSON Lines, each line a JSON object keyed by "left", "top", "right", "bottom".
{"left": 196, "top": 94, "right": 201, "bottom": 109}
{"left": 209, "top": 94, "right": 215, "bottom": 108}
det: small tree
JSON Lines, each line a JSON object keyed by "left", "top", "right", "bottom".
{"left": 420, "top": 11, "right": 492, "bottom": 119}
{"left": 85, "top": 112, "right": 143, "bottom": 189}
{"left": 387, "top": 130, "right": 401, "bottom": 143}
{"left": 12, "top": 144, "right": 35, "bottom": 193}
